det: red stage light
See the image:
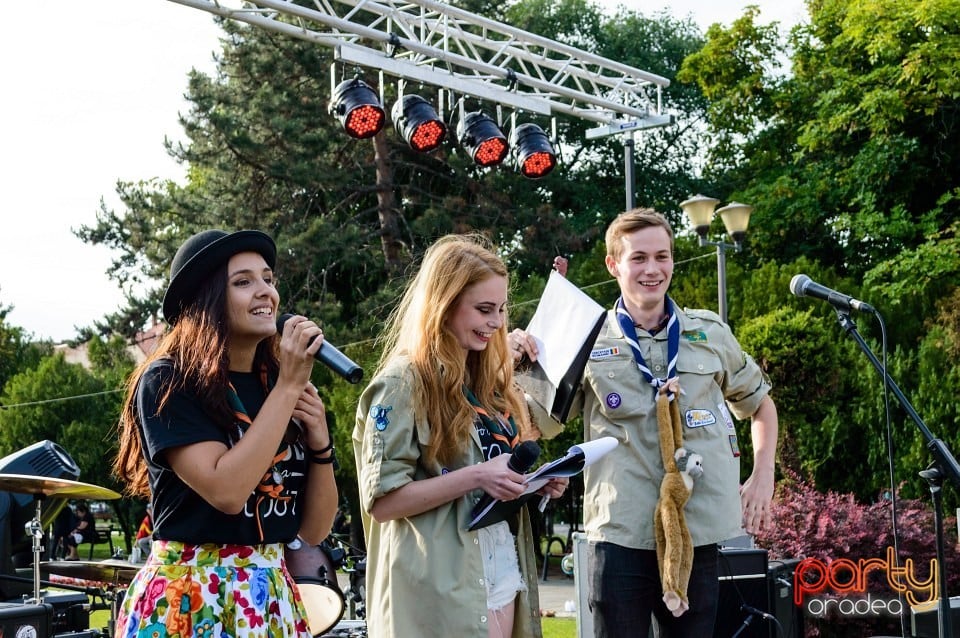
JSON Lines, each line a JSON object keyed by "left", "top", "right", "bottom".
{"left": 510, "top": 123, "right": 557, "bottom": 178}
{"left": 457, "top": 111, "right": 508, "bottom": 167}
{"left": 392, "top": 95, "right": 447, "bottom": 152}
{"left": 330, "top": 78, "right": 385, "bottom": 139}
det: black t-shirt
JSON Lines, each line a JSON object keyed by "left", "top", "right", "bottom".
{"left": 136, "top": 360, "right": 308, "bottom": 545}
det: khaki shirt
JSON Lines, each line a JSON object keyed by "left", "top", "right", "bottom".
{"left": 353, "top": 358, "right": 542, "bottom": 638}
{"left": 571, "top": 307, "right": 770, "bottom": 549}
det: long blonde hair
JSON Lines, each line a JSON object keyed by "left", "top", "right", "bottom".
{"left": 377, "top": 234, "right": 526, "bottom": 467}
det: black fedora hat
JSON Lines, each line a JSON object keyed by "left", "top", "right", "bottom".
{"left": 162, "top": 229, "right": 277, "bottom": 325}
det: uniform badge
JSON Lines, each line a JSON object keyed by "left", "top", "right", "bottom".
{"left": 682, "top": 330, "right": 707, "bottom": 342}
{"left": 728, "top": 435, "right": 741, "bottom": 457}
{"left": 684, "top": 409, "right": 716, "bottom": 428}
{"left": 590, "top": 346, "right": 620, "bottom": 360}
{"left": 605, "top": 393, "right": 622, "bottom": 409}
{"left": 718, "top": 403, "right": 735, "bottom": 431}
{"left": 371, "top": 404, "right": 392, "bottom": 431}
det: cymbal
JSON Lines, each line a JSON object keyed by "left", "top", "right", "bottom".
{"left": 39, "top": 559, "right": 141, "bottom": 585}
{"left": 0, "top": 474, "right": 121, "bottom": 500}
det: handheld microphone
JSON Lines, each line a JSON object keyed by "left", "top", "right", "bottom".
{"left": 789, "top": 274, "right": 875, "bottom": 314}
{"left": 471, "top": 440, "right": 541, "bottom": 521}
{"left": 276, "top": 313, "right": 364, "bottom": 384}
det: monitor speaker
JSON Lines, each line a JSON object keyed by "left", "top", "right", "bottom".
{"left": 0, "top": 602, "right": 53, "bottom": 638}
{"left": 911, "top": 596, "right": 960, "bottom": 638}
{"left": 715, "top": 548, "right": 770, "bottom": 638}
{"left": 714, "top": 549, "right": 805, "bottom": 638}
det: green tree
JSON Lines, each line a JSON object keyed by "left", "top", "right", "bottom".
{"left": 0, "top": 301, "right": 52, "bottom": 392}
{"left": 678, "top": 0, "right": 960, "bottom": 282}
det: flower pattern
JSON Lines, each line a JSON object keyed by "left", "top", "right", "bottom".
{"left": 116, "top": 541, "right": 312, "bottom": 638}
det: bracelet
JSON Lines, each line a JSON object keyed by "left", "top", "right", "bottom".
{"left": 308, "top": 441, "right": 334, "bottom": 456}
{"left": 310, "top": 447, "right": 339, "bottom": 469}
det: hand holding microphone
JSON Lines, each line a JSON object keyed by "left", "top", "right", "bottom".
{"left": 276, "top": 313, "right": 364, "bottom": 384}
{"left": 473, "top": 440, "right": 541, "bottom": 512}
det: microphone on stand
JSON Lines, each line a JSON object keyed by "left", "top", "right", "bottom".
{"left": 276, "top": 313, "right": 364, "bottom": 384}
{"left": 789, "top": 274, "right": 875, "bottom": 314}
{"left": 731, "top": 604, "right": 776, "bottom": 637}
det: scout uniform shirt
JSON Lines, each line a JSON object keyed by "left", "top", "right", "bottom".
{"left": 353, "top": 357, "right": 542, "bottom": 638}
{"left": 571, "top": 307, "right": 771, "bottom": 550}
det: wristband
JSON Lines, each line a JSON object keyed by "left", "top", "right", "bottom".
{"left": 308, "top": 441, "right": 334, "bottom": 456}
{"left": 310, "top": 447, "right": 339, "bottom": 469}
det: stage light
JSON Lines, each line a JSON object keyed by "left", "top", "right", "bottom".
{"left": 330, "top": 78, "right": 386, "bottom": 139}
{"left": 510, "top": 122, "right": 557, "bottom": 178}
{"left": 457, "top": 111, "right": 508, "bottom": 167}
{"left": 392, "top": 95, "right": 447, "bottom": 153}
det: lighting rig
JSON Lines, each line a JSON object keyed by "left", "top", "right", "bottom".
{"left": 329, "top": 70, "right": 558, "bottom": 178}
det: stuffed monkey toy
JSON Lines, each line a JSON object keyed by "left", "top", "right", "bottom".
{"left": 654, "top": 390, "right": 704, "bottom": 617}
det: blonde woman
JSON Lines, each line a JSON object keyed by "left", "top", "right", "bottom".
{"left": 354, "top": 235, "right": 567, "bottom": 638}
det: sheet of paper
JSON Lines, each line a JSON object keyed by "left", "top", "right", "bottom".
{"left": 521, "top": 436, "right": 619, "bottom": 495}
{"left": 525, "top": 271, "right": 606, "bottom": 387}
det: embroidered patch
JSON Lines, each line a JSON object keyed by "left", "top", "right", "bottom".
{"left": 370, "top": 404, "right": 393, "bottom": 431}
{"left": 682, "top": 330, "right": 707, "bottom": 342}
{"left": 605, "top": 393, "right": 622, "bottom": 409}
{"left": 590, "top": 346, "right": 620, "bottom": 359}
{"left": 728, "top": 435, "right": 741, "bottom": 457}
{"left": 717, "top": 403, "right": 735, "bottom": 431}
{"left": 684, "top": 409, "right": 716, "bottom": 428}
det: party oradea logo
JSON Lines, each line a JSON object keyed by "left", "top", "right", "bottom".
{"left": 794, "top": 547, "right": 937, "bottom": 618}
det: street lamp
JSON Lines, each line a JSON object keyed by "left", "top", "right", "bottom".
{"left": 680, "top": 194, "right": 753, "bottom": 324}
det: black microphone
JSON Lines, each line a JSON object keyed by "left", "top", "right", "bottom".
{"left": 470, "top": 440, "right": 541, "bottom": 527}
{"left": 276, "top": 313, "right": 364, "bottom": 384}
{"left": 741, "top": 604, "right": 776, "bottom": 622}
{"left": 789, "top": 274, "right": 875, "bottom": 314}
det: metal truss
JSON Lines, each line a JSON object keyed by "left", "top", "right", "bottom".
{"left": 167, "top": 0, "right": 672, "bottom": 133}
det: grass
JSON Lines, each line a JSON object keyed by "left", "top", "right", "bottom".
{"left": 542, "top": 616, "right": 577, "bottom": 638}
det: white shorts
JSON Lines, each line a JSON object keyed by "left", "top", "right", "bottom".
{"left": 477, "top": 520, "right": 527, "bottom": 610}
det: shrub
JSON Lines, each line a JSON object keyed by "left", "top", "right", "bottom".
{"left": 753, "top": 470, "right": 960, "bottom": 637}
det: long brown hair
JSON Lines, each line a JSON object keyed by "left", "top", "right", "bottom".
{"left": 113, "top": 264, "right": 280, "bottom": 498}
{"left": 376, "top": 234, "right": 527, "bottom": 467}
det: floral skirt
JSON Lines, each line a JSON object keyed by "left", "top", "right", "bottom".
{"left": 115, "top": 540, "right": 312, "bottom": 638}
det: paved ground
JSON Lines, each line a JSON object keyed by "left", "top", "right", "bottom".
{"left": 537, "top": 567, "right": 578, "bottom": 618}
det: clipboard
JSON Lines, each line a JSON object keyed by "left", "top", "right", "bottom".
{"left": 521, "top": 271, "right": 606, "bottom": 424}
{"left": 467, "top": 437, "right": 618, "bottom": 531}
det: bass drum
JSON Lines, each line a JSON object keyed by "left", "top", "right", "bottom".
{"left": 285, "top": 541, "right": 345, "bottom": 636}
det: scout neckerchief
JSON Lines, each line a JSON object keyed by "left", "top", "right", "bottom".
{"left": 226, "top": 368, "right": 294, "bottom": 542}
{"left": 615, "top": 295, "right": 680, "bottom": 399}
{"left": 464, "top": 386, "right": 520, "bottom": 461}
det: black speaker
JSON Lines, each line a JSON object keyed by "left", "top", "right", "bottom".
{"left": 713, "top": 549, "right": 806, "bottom": 638}
{"left": 715, "top": 548, "right": 770, "bottom": 638}
{"left": 911, "top": 597, "right": 960, "bottom": 638}
{"left": 0, "top": 601, "right": 53, "bottom": 638}
{"left": 768, "top": 559, "right": 805, "bottom": 638}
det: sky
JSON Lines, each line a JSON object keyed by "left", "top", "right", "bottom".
{"left": 0, "top": 0, "right": 806, "bottom": 343}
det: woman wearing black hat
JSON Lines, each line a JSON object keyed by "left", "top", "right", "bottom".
{"left": 113, "top": 229, "right": 339, "bottom": 638}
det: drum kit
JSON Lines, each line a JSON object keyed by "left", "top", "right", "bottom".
{"left": 0, "top": 473, "right": 367, "bottom": 638}
{"left": 0, "top": 473, "right": 132, "bottom": 638}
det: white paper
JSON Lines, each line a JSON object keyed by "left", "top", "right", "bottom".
{"left": 525, "top": 271, "right": 606, "bottom": 387}
{"left": 521, "top": 436, "right": 619, "bottom": 495}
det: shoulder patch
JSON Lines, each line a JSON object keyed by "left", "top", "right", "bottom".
{"left": 370, "top": 404, "right": 393, "bottom": 431}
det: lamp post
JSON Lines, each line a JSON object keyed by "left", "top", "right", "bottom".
{"left": 680, "top": 195, "right": 753, "bottom": 324}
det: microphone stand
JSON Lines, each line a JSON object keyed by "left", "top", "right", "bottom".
{"left": 835, "top": 309, "right": 959, "bottom": 638}
{"left": 730, "top": 610, "right": 755, "bottom": 638}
